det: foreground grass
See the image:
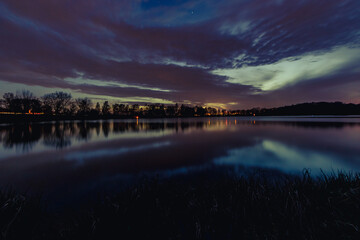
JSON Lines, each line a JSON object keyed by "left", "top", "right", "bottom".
{"left": 1, "top": 171, "right": 360, "bottom": 240}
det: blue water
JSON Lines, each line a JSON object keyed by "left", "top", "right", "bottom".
{"left": 0, "top": 117, "right": 360, "bottom": 205}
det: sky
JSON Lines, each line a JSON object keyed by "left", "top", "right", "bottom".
{"left": 0, "top": 0, "right": 359, "bottom": 109}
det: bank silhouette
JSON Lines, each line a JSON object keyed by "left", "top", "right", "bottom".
{"left": 1, "top": 91, "right": 360, "bottom": 123}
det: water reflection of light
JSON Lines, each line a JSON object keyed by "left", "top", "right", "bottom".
{"left": 214, "top": 140, "right": 357, "bottom": 174}
{"left": 2, "top": 118, "right": 360, "bottom": 165}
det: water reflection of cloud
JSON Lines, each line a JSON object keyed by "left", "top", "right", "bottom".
{"left": 0, "top": 118, "right": 360, "bottom": 206}
{"left": 214, "top": 140, "right": 357, "bottom": 174}
{"left": 65, "top": 141, "right": 171, "bottom": 164}
{"left": 1, "top": 118, "right": 360, "bottom": 156}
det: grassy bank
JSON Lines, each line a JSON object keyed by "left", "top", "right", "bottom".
{"left": 0, "top": 171, "right": 359, "bottom": 239}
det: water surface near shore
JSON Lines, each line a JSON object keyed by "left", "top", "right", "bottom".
{"left": 0, "top": 117, "right": 360, "bottom": 206}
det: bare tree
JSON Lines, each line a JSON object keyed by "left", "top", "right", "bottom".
{"left": 19, "top": 90, "right": 35, "bottom": 113}
{"left": 3, "top": 93, "right": 16, "bottom": 112}
{"left": 2, "top": 91, "right": 40, "bottom": 113}
{"left": 76, "top": 98, "right": 92, "bottom": 115}
{"left": 42, "top": 92, "right": 72, "bottom": 115}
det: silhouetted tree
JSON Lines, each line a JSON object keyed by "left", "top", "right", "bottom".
{"left": 2, "top": 91, "right": 41, "bottom": 113}
{"left": 76, "top": 98, "right": 92, "bottom": 115}
{"left": 18, "top": 90, "right": 34, "bottom": 113}
{"left": 120, "top": 104, "right": 127, "bottom": 114}
{"left": 165, "top": 104, "right": 177, "bottom": 116}
{"left": 130, "top": 104, "right": 140, "bottom": 116}
{"left": 133, "top": 104, "right": 139, "bottom": 112}
{"left": 3, "top": 93, "right": 20, "bottom": 112}
{"left": 95, "top": 102, "right": 101, "bottom": 115}
{"left": 69, "top": 102, "right": 78, "bottom": 116}
{"left": 112, "top": 104, "right": 120, "bottom": 115}
{"left": 30, "top": 98, "right": 42, "bottom": 113}
{"left": 42, "top": 92, "right": 72, "bottom": 115}
{"left": 180, "top": 104, "right": 195, "bottom": 117}
{"left": 41, "top": 103, "right": 53, "bottom": 115}
{"left": 102, "top": 101, "right": 111, "bottom": 116}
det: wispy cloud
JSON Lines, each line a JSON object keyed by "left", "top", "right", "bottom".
{"left": 212, "top": 46, "right": 360, "bottom": 91}
{"left": 0, "top": 0, "right": 359, "bottom": 108}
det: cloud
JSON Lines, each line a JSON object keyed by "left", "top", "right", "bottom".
{"left": 0, "top": 0, "right": 359, "bottom": 108}
{"left": 212, "top": 46, "right": 360, "bottom": 91}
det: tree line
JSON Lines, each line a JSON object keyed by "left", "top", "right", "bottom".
{"left": 1, "top": 91, "right": 360, "bottom": 119}
{"left": 0, "top": 91, "right": 221, "bottom": 118}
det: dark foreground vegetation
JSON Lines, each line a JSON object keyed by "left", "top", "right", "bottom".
{"left": 0, "top": 171, "right": 359, "bottom": 240}
{"left": 1, "top": 90, "right": 360, "bottom": 123}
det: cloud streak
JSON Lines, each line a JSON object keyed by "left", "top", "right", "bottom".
{"left": 0, "top": 0, "right": 359, "bottom": 108}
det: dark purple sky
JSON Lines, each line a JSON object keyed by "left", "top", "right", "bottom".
{"left": 1, "top": 0, "right": 359, "bottom": 109}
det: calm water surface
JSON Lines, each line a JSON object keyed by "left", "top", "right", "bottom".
{"left": 0, "top": 117, "right": 360, "bottom": 206}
